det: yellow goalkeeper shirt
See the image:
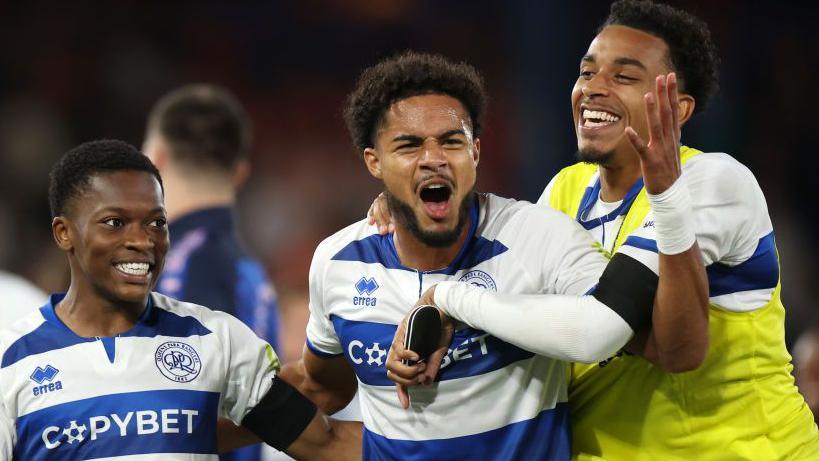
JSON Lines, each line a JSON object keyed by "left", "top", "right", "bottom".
{"left": 543, "top": 146, "right": 819, "bottom": 460}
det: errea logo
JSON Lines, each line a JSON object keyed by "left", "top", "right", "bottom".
{"left": 353, "top": 277, "right": 378, "bottom": 307}
{"left": 30, "top": 365, "right": 64, "bottom": 396}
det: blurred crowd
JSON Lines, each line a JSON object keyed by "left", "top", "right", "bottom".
{"left": 0, "top": 0, "right": 816, "bottom": 363}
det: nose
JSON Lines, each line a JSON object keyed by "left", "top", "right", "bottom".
{"left": 581, "top": 73, "right": 609, "bottom": 99}
{"left": 124, "top": 224, "right": 154, "bottom": 252}
{"left": 419, "top": 139, "right": 448, "bottom": 171}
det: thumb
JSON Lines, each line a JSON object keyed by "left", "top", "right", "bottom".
{"left": 625, "top": 126, "right": 649, "bottom": 160}
{"left": 397, "top": 383, "right": 410, "bottom": 409}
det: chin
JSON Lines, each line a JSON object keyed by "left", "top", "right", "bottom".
{"left": 577, "top": 145, "right": 615, "bottom": 165}
{"left": 114, "top": 286, "right": 152, "bottom": 305}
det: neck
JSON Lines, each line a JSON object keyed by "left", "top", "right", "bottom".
{"left": 163, "top": 169, "right": 235, "bottom": 222}
{"left": 598, "top": 150, "right": 643, "bottom": 202}
{"left": 393, "top": 218, "right": 471, "bottom": 272}
{"left": 55, "top": 284, "right": 146, "bottom": 337}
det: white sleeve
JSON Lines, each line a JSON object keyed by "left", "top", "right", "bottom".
{"left": 619, "top": 154, "right": 773, "bottom": 266}
{"left": 434, "top": 282, "right": 632, "bottom": 363}
{"left": 616, "top": 154, "right": 776, "bottom": 312}
{"left": 536, "top": 174, "right": 558, "bottom": 207}
{"left": 219, "top": 313, "right": 280, "bottom": 425}
{"left": 304, "top": 240, "right": 343, "bottom": 356}
{"left": 0, "top": 396, "right": 14, "bottom": 459}
{"left": 512, "top": 208, "right": 606, "bottom": 296}
{"left": 684, "top": 154, "right": 773, "bottom": 266}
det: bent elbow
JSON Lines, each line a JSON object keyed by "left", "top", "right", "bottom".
{"left": 657, "top": 337, "right": 709, "bottom": 373}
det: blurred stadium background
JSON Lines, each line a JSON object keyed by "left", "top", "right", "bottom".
{"left": 1, "top": 0, "right": 817, "bottom": 366}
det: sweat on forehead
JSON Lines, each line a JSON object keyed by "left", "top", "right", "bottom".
{"left": 48, "top": 139, "right": 163, "bottom": 217}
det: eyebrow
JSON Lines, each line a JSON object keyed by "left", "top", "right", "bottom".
{"left": 582, "top": 54, "right": 647, "bottom": 70}
{"left": 97, "top": 206, "right": 166, "bottom": 215}
{"left": 391, "top": 129, "right": 466, "bottom": 144}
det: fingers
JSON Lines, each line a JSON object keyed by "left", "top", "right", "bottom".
{"left": 419, "top": 346, "right": 447, "bottom": 386}
{"left": 646, "top": 87, "right": 663, "bottom": 148}
{"left": 667, "top": 73, "right": 681, "bottom": 140}
{"left": 397, "top": 383, "right": 410, "bottom": 409}
{"left": 625, "top": 126, "right": 648, "bottom": 157}
{"left": 370, "top": 192, "right": 393, "bottom": 235}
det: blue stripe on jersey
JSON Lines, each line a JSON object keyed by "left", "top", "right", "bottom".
{"left": 331, "top": 199, "right": 509, "bottom": 275}
{"left": 363, "top": 403, "right": 570, "bottom": 461}
{"left": 331, "top": 234, "right": 508, "bottom": 276}
{"left": 331, "top": 316, "right": 534, "bottom": 386}
{"left": 706, "top": 232, "right": 778, "bottom": 297}
{"left": 2, "top": 294, "right": 212, "bottom": 368}
{"left": 15, "top": 389, "right": 219, "bottom": 460}
{"left": 305, "top": 338, "right": 343, "bottom": 358}
{"left": 622, "top": 235, "right": 658, "bottom": 253}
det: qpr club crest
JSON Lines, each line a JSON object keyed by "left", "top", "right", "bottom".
{"left": 458, "top": 270, "right": 497, "bottom": 291}
{"left": 155, "top": 341, "right": 202, "bottom": 383}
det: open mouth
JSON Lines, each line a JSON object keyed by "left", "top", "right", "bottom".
{"left": 580, "top": 108, "right": 621, "bottom": 129}
{"left": 114, "top": 262, "right": 152, "bottom": 280}
{"left": 418, "top": 182, "right": 453, "bottom": 220}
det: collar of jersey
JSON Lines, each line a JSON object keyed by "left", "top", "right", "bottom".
{"left": 575, "top": 175, "right": 644, "bottom": 230}
{"left": 386, "top": 195, "right": 481, "bottom": 275}
{"left": 40, "top": 292, "right": 155, "bottom": 339}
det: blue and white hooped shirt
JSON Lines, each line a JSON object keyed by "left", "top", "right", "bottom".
{"left": 0, "top": 292, "right": 279, "bottom": 460}
{"left": 306, "top": 193, "right": 608, "bottom": 461}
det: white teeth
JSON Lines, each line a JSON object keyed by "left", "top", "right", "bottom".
{"left": 427, "top": 184, "right": 445, "bottom": 189}
{"left": 115, "top": 262, "right": 149, "bottom": 276}
{"left": 583, "top": 109, "right": 621, "bottom": 123}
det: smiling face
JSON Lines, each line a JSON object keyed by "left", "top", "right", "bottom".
{"left": 572, "top": 25, "right": 676, "bottom": 164}
{"left": 364, "top": 93, "right": 479, "bottom": 247}
{"left": 53, "top": 170, "right": 168, "bottom": 306}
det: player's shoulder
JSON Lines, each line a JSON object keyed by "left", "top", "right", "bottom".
{"left": 0, "top": 308, "right": 48, "bottom": 355}
{"left": 312, "top": 218, "right": 379, "bottom": 262}
{"left": 482, "top": 193, "right": 585, "bottom": 238}
{"left": 149, "top": 292, "right": 246, "bottom": 335}
{"left": 684, "top": 151, "right": 758, "bottom": 186}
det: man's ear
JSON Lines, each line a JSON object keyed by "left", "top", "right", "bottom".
{"left": 473, "top": 138, "right": 480, "bottom": 167}
{"left": 52, "top": 217, "right": 73, "bottom": 251}
{"left": 232, "top": 158, "right": 251, "bottom": 190}
{"left": 677, "top": 94, "right": 695, "bottom": 127}
{"left": 363, "top": 147, "right": 382, "bottom": 179}
{"left": 143, "top": 134, "right": 169, "bottom": 170}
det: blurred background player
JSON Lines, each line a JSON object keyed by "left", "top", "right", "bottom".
{"left": 0, "top": 270, "right": 47, "bottom": 327}
{"left": 143, "top": 84, "right": 281, "bottom": 461}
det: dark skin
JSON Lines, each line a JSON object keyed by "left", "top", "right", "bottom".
{"left": 52, "top": 170, "right": 168, "bottom": 336}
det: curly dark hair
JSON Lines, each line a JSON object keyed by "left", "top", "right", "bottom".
{"left": 49, "top": 139, "right": 163, "bottom": 217}
{"left": 146, "top": 84, "right": 251, "bottom": 171}
{"left": 344, "top": 51, "right": 487, "bottom": 153}
{"left": 601, "top": 0, "right": 720, "bottom": 114}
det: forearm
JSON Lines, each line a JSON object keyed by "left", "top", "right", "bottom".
{"left": 285, "top": 415, "right": 362, "bottom": 461}
{"left": 643, "top": 174, "right": 710, "bottom": 371}
{"left": 641, "top": 242, "right": 709, "bottom": 371}
{"left": 279, "top": 361, "right": 352, "bottom": 414}
{"left": 434, "top": 281, "right": 632, "bottom": 363}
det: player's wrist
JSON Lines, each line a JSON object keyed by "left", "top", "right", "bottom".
{"left": 646, "top": 177, "right": 696, "bottom": 255}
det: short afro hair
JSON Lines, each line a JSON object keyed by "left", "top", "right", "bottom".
{"left": 146, "top": 84, "right": 251, "bottom": 171}
{"left": 344, "top": 51, "right": 487, "bottom": 153}
{"left": 49, "top": 139, "right": 163, "bottom": 217}
{"left": 601, "top": 0, "right": 720, "bottom": 114}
